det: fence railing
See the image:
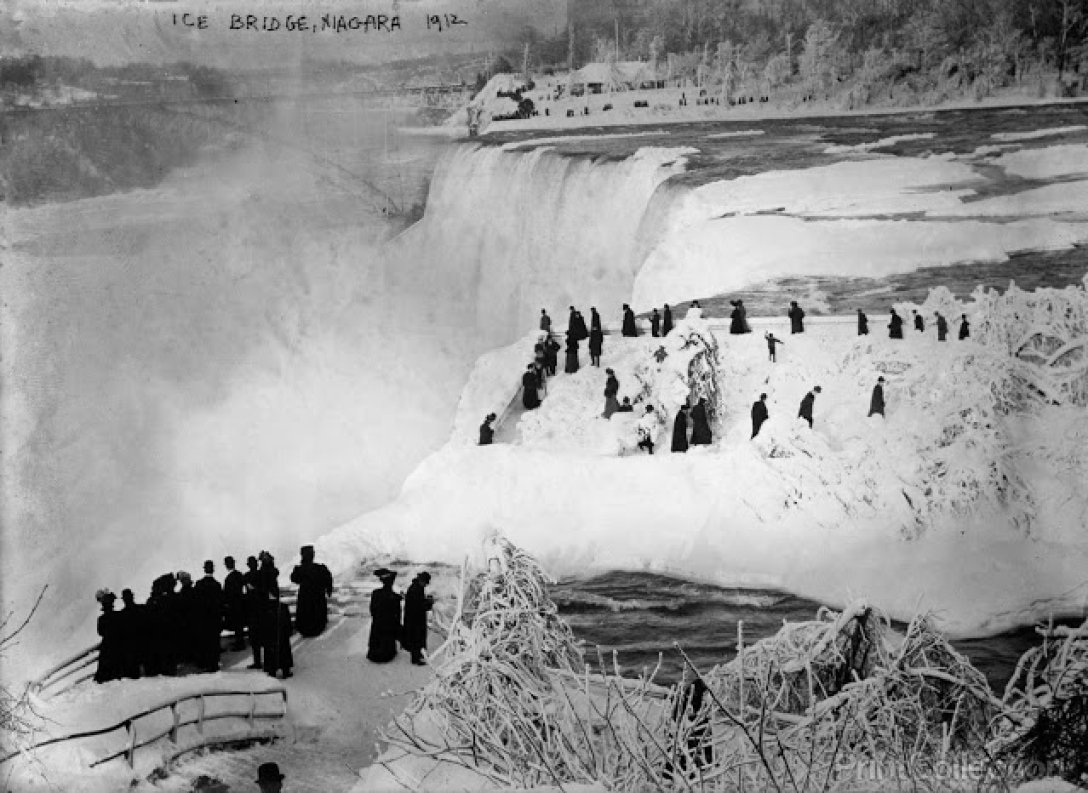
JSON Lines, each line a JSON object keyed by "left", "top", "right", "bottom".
{"left": 0, "top": 687, "right": 287, "bottom": 771}
{"left": 30, "top": 643, "right": 101, "bottom": 699}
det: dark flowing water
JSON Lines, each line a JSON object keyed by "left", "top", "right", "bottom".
{"left": 551, "top": 571, "right": 1064, "bottom": 693}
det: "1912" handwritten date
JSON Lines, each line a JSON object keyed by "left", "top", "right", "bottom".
{"left": 424, "top": 13, "right": 468, "bottom": 32}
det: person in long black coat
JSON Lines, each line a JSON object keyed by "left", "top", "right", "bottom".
{"left": 788, "top": 301, "right": 805, "bottom": 334}
{"left": 798, "top": 386, "right": 821, "bottom": 428}
{"left": 564, "top": 332, "right": 580, "bottom": 374}
{"left": 650, "top": 309, "right": 661, "bottom": 337}
{"left": 671, "top": 406, "right": 689, "bottom": 453}
{"left": 95, "top": 590, "right": 123, "bottom": 683}
{"left": 868, "top": 376, "right": 886, "bottom": 417}
{"left": 935, "top": 312, "right": 948, "bottom": 341}
{"left": 588, "top": 328, "right": 603, "bottom": 366}
{"left": 367, "top": 568, "right": 402, "bottom": 663}
{"left": 602, "top": 369, "right": 621, "bottom": 418}
{"left": 567, "top": 306, "right": 578, "bottom": 338}
{"left": 913, "top": 310, "right": 924, "bottom": 333}
{"left": 751, "top": 393, "right": 769, "bottom": 439}
{"left": 540, "top": 309, "right": 551, "bottom": 333}
{"left": 690, "top": 398, "right": 712, "bottom": 445}
{"left": 958, "top": 314, "right": 970, "bottom": 340}
{"left": 857, "top": 309, "right": 869, "bottom": 336}
{"left": 146, "top": 574, "right": 178, "bottom": 676}
{"left": 888, "top": 309, "right": 904, "bottom": 339}
{"left": 291, "top": 545, "right": 334, "bottom": 638}
{"left": 193, "top": 560, "right": 223, "bottom": 672}
{"left": 244, "top": 556, "right": 266, "bottom": 669}
{"left": 261, "top": 585, "right": 293, "bottom": 679}
{"left": 573, "top": 311, "right": 589, "bottom": 341}
{"left": 662, "top": 304, "right": 673, "bottom": 336}
{"left": 522, "top": 365, "right": 541, "bottom": 409}
{"left": 175, "top": 571, "right": 197, "bottom": 667}
{"left": 117, "top": 588, "right": 144, "bottom": 679}
{"left": 479, "top": 413, "right": 496, "bottom": 445}
{"left": 590, "top": 307, "right": 602, "bottom": 334}
{"left": 223, "top": 556, "right": 246, "bottom": 650}
{"left": 621, "top": 304, "right": 638, "bottom": 337}
{"left": 401, "top": 572, "right": 434, "bottom": 665}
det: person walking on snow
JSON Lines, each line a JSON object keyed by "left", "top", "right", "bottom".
{"left": 765, "top": 332, "right": 784, "bottom": 363}
{"left": 959, "top": 314, "right": 970, "bottom": 340}
{"left": 367, "top": 568, "right": 402, "bottom": 663}
{"left": 671, "top": 405, "right": 689, "bottom": 452}
{"left": 913, "top": 310, "right": 924, "bottom": 333}
{"left": 565, "top": 332, "right": 581, "bottom": 374}
{"left": 662, "top": 304, "right": 674, "bottom": 336}
{"left": 573, "top": 311, "right": 589, "bottom": 341}
{"left": 544, "top": 333, "right": 560, "bottom": 375}
{"left": 522, "top": 364, "right": 541, "bottom": 409}
{"left": 798, "top": 386, "right": 821, "bottom": 428}
{"left": 690, "top": 397, "right": 712, "bottom": 445}
{"left": 868, "top": 376, "right": 886, "bottom": 418}
{"left": 636, "top": 405, "right": 659, "bottom": 454}
{"left": 590, "top": 307, "right": 602, "bottom": 334}
{"left": 651, "top": 308, "right": 661, "bottom": 337}
{"left": 291, "top": 545, "right": 334, "bottom": 638}
{"left": 479, "top": 413, "right": 496, "bottom": 445}
{"left": 935, "top": 312, "right": 948, "bottom": 341}
{"left": 602, "top": 369, "right": 621, "bottom": 418}
{"left": 888, "top": 309, "right": 904, "bottom": 339}
{"left": 401, "top": 572, "right": 434, "bottom": 666}
{"left": 788, "top": 301, "right": 805, "bottom": 334}
{"left": 857, "top": 308, "right": 869, "bottom": 336}
{"left": 589, "top": 327, "right": 604, "bottom": 367}
{"left": 622, "top": 304, "right": 638, "bottom": 337}
{"left": 540, "top": 309, "right": 551, "bottom": 333}
{"left": 751, "top": 394, "right": 769, "bottom": 439}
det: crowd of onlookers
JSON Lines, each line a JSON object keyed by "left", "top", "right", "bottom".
{"left": 94, "top": 546, "right": 333, "bottom": 683}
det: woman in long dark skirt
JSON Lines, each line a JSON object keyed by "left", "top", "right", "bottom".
{"left": 589, "top": 329, "right": 603, "bottom": 367}
{"left": 367, "top": 568, "right": 402, "bottom": 663}
{"left": 564, "top": 332, "right": 580, "bottom": 374}
{"left": 690, "top": 398, "right": 712, "bottom": 445}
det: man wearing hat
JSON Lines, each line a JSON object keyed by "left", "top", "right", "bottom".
{"left": 798, "top": 386, "right": 822, "bottom": 429}
{"left": 868, "top": 376, "right": 886, "bottom": 418}
{"left": 94, "top": 589, "right": 123, "bottom": 683}
{"left": 290, "top": 546, "right": 334, "bottom": 638}
{"left": 256, "top": 762, "right": 285, "bottom": 792}
{"left": 367, "top": 568, "right": 402, "bottom": 663}
{"left": 479, "top": 413, "right": 496, "bottom": 445}
{"left": 401, "top": 572, "right": 435, "bottom": 666}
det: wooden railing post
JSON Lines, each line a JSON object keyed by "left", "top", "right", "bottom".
{"left": 280, "top": 689, "right": 288, "bottom": 717}
{"left": 169, "top": 703, "right": 179, "bottom": 743}
{"left": 125, "top": 721, "right": 136, "bottom": 768}
{"left": 196, "top": 695, "right": 205, "bottom": 735}
{"left": 248, "top": 692, "right": 256, "bottom": 728}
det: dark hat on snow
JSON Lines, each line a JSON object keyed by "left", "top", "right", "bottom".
{"left": 374, "top": 568, "right": 397, "bottom": 580}
{"left": 256, "top": 762, "right": 285, "bottom": 783}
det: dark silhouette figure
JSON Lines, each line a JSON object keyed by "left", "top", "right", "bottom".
{"left": 175, "top": 571, "right": 197, "bottom": 666}
{"left": 544, "top": 334, "right": 560, "bottom": 375}
{"left": 193, "top": 560, "right": 223, "bottom": 672}
{"left": 868, "top": 376, "right": 886, "bottom": 418}
{"left": 662, "top": 304, "right": 674, "bottom": 336}
{"left": 590, "top": 307, "right": 602, "bottom": 333}
{"left": 244, "top": 556, "right": 266, "bottom": 669}
{"left": 522, "top": 365, "right": 541, "bottom": 409}
{"left": 564, "top": 333, "right": 580, "bottom": 374}
{"left": 401, "top": 572, "right": 434, "bottom": 665}
{"left": 146, "top": 574, "right": 178, "bottom": 676}
{"left": 959, "top": 314, "right": 970, "bottom": 340}
{"left": 751, "top": 394, "right": 769, "bottom": 439}
{"left": 913, "top": 310, "right": 924, "bottom": 332}
{"left": 261, "top": 585, "right": 293, "bottom": 679}
{"left": 95, "top": 590, "right": 122, "bottom": 683}
{"left": 479, "top": 413, "right": 496, "bottom": 445}
{"left": 223, "top": 556, "right": 247, "bottom": 650}
{"left": 888, "top": 309, "right": 904, "bottom": 339}
{"left": 118, "top": 588, "right": 144, "bottom": 679}
{"left": 671, "top": 406, "right": 689, "bottom": 453}
{"left": 602, "top": 369, "right": 621, "bottom": 418}
{"left": 729, "top": 300, "right": 751, "bottom": 334}
{"left": 291, "top": 546, "right": 334, "bottom": 638}
{"left": 765, "top": 332, "right": 783, "bottom": 362}
{"left": 936, "top": 312, "right": 948, "bottom": 341}
{"left": 256, "top": 762, "right": 285, "bottom": 793}
{"left": 798, "top": 386, "right": 821, "bottom": 428}
{"left": 589, "top": 328, "right": 604, "bottom": 366}
{"left": 367, "top": 568, "right": 402, "bottom": 663}
{"left": 540, "top": 309, "right": 551, "bottom": 333}
{"left": 617, "top": 397, "right": 634, "bottom": 413}
{"left": 636, "top": 405, "right": 657, "bottom": 454}
{"left": 857, "top": 309, "right": 869, "bottom": 336}
{"left": 567, "top": 306, "right": 578, "bottom": 338}
{"left": 650, "top": 309, "right": 661, "bottom": 337}
{"left": 573, "top": 311, "right": 589, "bottom": 341}
{"left": 788, "top": 301, "right": 805, "bottom": 334}
{"left": 622, "top": 304, "right": 638, "bottom": 337}
{"left": 690, "top": 398, "right": 712, "bottom": 445}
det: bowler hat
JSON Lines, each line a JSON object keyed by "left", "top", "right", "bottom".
{"left": 256, "top": 762, "right": 285, "bottom": 783}
{"left": 374, "top": 568, "right": 396, "bottom": 580}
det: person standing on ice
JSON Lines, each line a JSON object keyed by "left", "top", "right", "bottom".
{"left": 291, "top": 545, "right": 334, "bottom": 638}
{"left": 522, "top": 364, "right": 541, "bottom": 409}
{"left": 194, "top": 560, "right": 223, "bottom": 672}
{"left": 798, "top": 386, "right": 821, "bottom": 428}
{"left": 564, "top": 331, "right": 581, "bottom": 374}
{"left": 636, "top": 405, "right": 659, "bottom": 454}
{"left": 256, "top": 762, "right": 286, "bottom": 793}
{"left": 788, "top": 301, "right": 805, "bottom": 334}
{"left": 94, "top": 589, "right": 123, "bottom": 683}
{"left": 913, "top": 310, "right": 924, "bottom": 333}
{"left": 261, "top": 578, "right": 293, "bottom": 679}
{"left": 662, "top": 304, "right": 674, "bottom": 336}
{"left": 622, "top": 304, "right": 639, "bottom": 337}
{"left": 223, "top": 556, "right": 246, "bottom": 651}
{"left": 590, "top": 307, "right": 602, "bottom": 334}
{"left": 751, "top": 393, "right": 769, "bottom": 438}
{"left": 244, "top": 556, "right": 265, "bottom": 670}
{"left": 765, "top": 332, "right": 784, "bottom": 363}
{"left": 544, "top": 333, "right": 560, "bottom": 375}
{"left": 671, "top": 405, "right": 689, "bottom": 452}
{"left": 118, "top": 588, "right": 145, "bottom": 679}
{"left": 479, "top": 413, "right": 496, "bottom": 445}
{"left": 602, "top": 368, "right": 621, "bottom": 418}
{"left": 935, "top": 312, "right": 948, "bottom": 341}
{"left": 567, "top": 306, "right": 578, "bottom": 338}
{"left": 540, "top": 309, "right": 551, "bottom": 333}
{"left": 686, "top": 300, "right": 703, "bottom": 319}
{"left": 690, "top": 397, "right": 712, "bottom": 445}
{"left": 857, "top": 308, "right": 869, "bottom": 336}
{"left": 574, "top": 311, "right": 589, "bottom": 341}
{"left": 367, "top": 568, "right": 402, "bottom": 663}
{"left": 959, "top": 314, "right": 970, "bottom": 340}
{"left": 868, "top": 376, "right": 886, "bottom": 418}
{"left": 888, "top": 308, "right": 904, "bottom": 339}
{"left": 401, "top": 571, "right": 434, "bottom": 666}
{"left": 651, "top": 308, "right": 662, "bottom": 337}
{"left": 589, "top": 326, "right": 604, "bottom": 367}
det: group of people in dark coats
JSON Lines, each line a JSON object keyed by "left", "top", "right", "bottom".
{"left": 367, "top": 568, "right": 434, "bottom": 666}
{"left": 95, "top": 546, "right": 334, "bottom": 684}
{"left": 886, "top": 308, "right": 969, "bottom": 341}
{"left": 671, "top": 398, "right": 713, "bottom": 452}
{"left": 747, "top": 375, "right": 890, "bottom": 438}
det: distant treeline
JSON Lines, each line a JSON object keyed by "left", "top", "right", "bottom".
{"left": 514, "top": 0, "right": 1088, "bottom": 99}
{"left": 0, "top": 55, "right": 232, "bottom": 98}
